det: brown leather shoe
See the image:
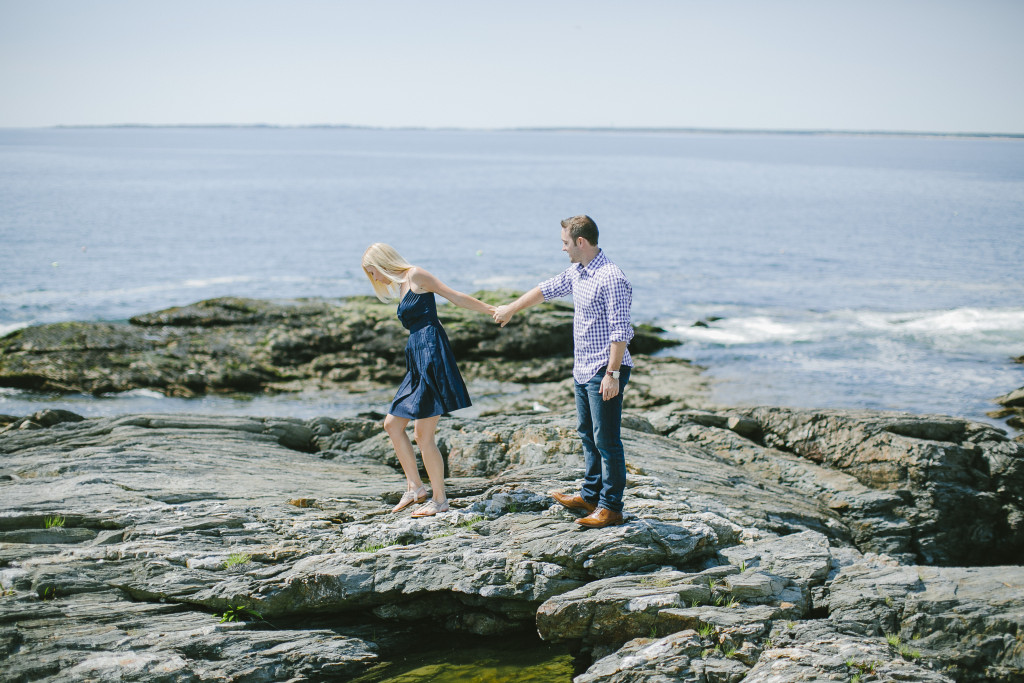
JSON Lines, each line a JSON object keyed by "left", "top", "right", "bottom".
{"left": 550, "top": 491, "right": 597, "bottom": 514}
{"left": 576, "top": 508, "right": 624, "bottom": 529}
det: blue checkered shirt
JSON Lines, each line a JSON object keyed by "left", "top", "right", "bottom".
{"left": 539, "top": 249, "right": 634, "bottom": 384}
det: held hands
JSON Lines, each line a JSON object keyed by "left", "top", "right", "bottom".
{"left": 492, "top": 304, "right": 514, "bottom": 327}
{"left": 600, "top": 374, "right": 620, "bottom": 401}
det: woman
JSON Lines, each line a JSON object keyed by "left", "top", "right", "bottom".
{"left": 362, "top": 243, "right": 495, "bottom": 517}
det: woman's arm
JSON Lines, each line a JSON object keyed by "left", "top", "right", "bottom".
{"left": 409, "top": 267, "right": 495, "bottom": 316}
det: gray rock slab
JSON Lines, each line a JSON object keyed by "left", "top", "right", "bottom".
{"left": 829, "top": 557, "right": 1024, "bottom": 681}
{"left": 744, "top": 619, "right": 954, "bottom": 682}
{"left": 575, "top": 630, "right": 750, "bottom": 683}
{"left": 742, "top": 406, "right": 1024, "bottom": 566}
{"left": 3, "top": 407, "right": 1022, "bottom": 681}
{"left": 536, "top": 550, "right": 807, "bottom": 647}
{"left": 718, "top": 529, "right": 833, "bottom": 586}
{"left": 0, "top": 591, "right": 379, "bottom": 682}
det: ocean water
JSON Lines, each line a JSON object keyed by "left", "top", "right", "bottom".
{"left": 1, "top": 127, "right": 1022, "bottom": 430}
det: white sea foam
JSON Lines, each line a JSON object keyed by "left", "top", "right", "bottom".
{"left": 0, "top": 281, "right": 234, "bottom": 307}
{"left": 897, "top": 308, "right": 1024, "bottom": 334}
{"left": 0, "top": 276, "right": 335, "bottom": 326}
{"left": 675, "top": 307, "right": 1024, "bottom": 431}
{"left": 0, "top": 275, "right": 326, "bottom": 304}
{"left": 671, "top": 310, "right": 859, "bottom": 346}
{"left": 0, "top": 322, "right": 30, "bottom": 337}
{"left": 472, "top": 275, "right": 535, "bottom": 290}
{"left": 673, "top": 316, "right": 811, "bottom": 346}
{"left": 179, "top": 275, "right": 258, "bottom": 288}
{"left": 181, "top": 275, "right": 318, "bottom": 288}
{"left": 104, "top": 388, "right": 167, "bottom": 399}
{"left": 670, "top": 307, "right": 1024, "bottom": 352}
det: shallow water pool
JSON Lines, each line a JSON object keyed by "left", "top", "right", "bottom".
{"left": 350, "top": 636, "right": 577, "bottom": 683}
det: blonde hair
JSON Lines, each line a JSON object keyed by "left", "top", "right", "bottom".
{"left": 362, "top": 243, "right": 413, "bottom": 303}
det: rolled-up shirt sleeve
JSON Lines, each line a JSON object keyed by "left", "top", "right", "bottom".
{"left": 605, "top": 276, "right": 634, "bottom": 344}
{"left": 539, "top": 267, "right": 574, "bottom": 301}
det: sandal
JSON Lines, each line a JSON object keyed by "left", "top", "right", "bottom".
{"left": 392, "top": 485, "right": 429, "bottom": 513}
{"left": 411, "top": 498, "right": 449, "bottom": 518}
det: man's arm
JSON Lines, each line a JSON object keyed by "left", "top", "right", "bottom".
{"left": 600, "top": 274, "right": 634, "bottom": 401}
{"left": 493, "top": 287, "right": 544, "bottom": 327}
{"left": 496, "top": 266, "right": 574, "bottom": 326}
{"left": 600, "top": 341, "right": 627, "bottom": 400}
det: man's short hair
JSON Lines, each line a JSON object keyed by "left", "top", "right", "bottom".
{"left": 561, "top": 215, "right": 599, "bottom": 246}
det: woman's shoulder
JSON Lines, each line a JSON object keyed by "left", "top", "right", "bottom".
{"left": 406, "top": 266, "right": 436, "bottom": 293}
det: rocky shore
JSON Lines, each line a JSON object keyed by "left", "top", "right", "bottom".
{"left": 0, "top": 295, "right": 678, "bottom": 398}
{"left": 990, "top": 355, "right": 1024, "bottom": 433}
{"left": 1, "top": 297, "right": 1023, "bottom": 682}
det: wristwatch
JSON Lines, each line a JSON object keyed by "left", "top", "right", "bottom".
{"left": 606, "top": 369, "right": 620, "bottom": 380}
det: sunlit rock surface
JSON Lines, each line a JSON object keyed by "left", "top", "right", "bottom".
{"left": 2, "top": 402, "right": 1022, "bottom": 681}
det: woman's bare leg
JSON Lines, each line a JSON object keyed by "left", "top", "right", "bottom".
{"left": 384, "top": 414, "right": 424, "bottom": 490}
{"left": 413, "top": 415, "right": 446, "bottom": 501}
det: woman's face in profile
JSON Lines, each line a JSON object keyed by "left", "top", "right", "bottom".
{"left": 365, "top": 265, "right": 389, "bottom": 285}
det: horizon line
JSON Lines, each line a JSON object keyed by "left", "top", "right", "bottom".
{"left": 6, "top": 123, "right": 1022, "bottom": 139}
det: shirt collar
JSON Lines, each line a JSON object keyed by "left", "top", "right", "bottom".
{"left": 576, "top": 249, "right": 606, "bottom": 276}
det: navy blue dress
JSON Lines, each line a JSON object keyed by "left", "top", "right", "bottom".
{"left": 389, "top": 289, "right": 472, "bottom": 419}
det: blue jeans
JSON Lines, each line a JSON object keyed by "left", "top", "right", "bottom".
{"left": 574, "top": 366, "right": 630, "bottom": 513}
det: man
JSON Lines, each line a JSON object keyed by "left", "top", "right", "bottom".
{"left": 494, "top": 215, "right": 634, "bottom": 529}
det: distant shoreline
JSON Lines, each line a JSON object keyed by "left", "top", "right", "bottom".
{"left": 18, "top": 123, "right": 1024, "bottom": 140}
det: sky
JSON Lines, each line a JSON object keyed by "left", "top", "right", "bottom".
{"left": 1, "top": 0, "right": 1023, "bottom": 134}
